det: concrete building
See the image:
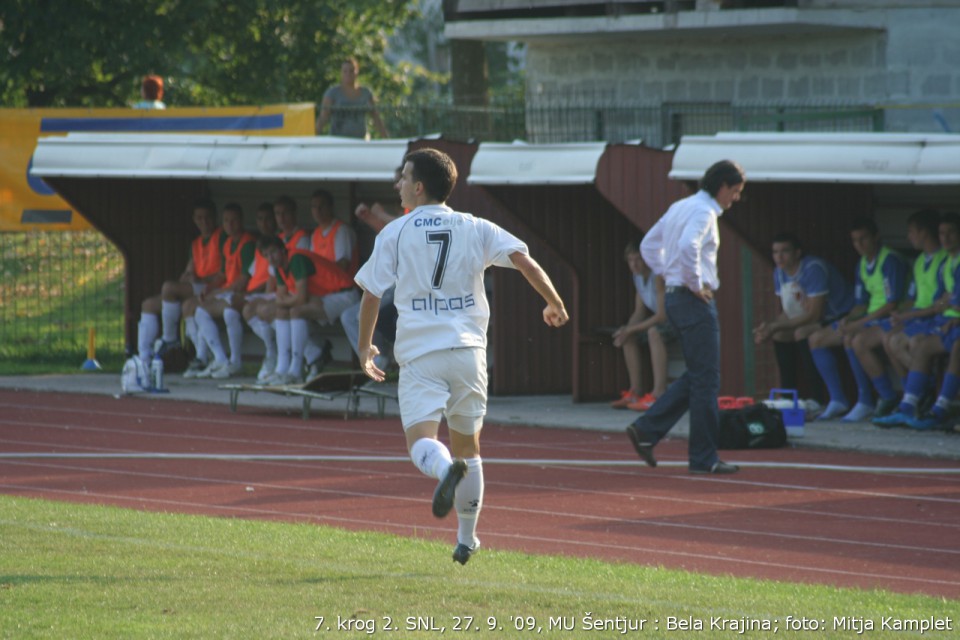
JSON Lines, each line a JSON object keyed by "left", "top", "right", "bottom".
{"left": 445, "top": 1, "right": 960, "bottom": 144}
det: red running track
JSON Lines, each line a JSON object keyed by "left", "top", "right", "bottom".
{"left": 1, "top": 389, "right": 958, "bottom": 599}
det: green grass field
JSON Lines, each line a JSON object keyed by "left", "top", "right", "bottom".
{"left": 0, "top": 496, "right": 953, "bottom": 639}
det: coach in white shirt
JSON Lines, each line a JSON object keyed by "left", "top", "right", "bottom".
{"left": 355, "top": 148, "right": 569, "bottom": 565}
{"left": 626, "top": 160, "right": 746, "bottom": 475}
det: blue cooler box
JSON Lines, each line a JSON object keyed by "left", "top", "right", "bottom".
{"left": 769, "top": 388, "right": 805, "bottom": 438}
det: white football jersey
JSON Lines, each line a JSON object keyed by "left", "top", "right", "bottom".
{"left": 355, "top": 204, "right": 528, "bottom": 365}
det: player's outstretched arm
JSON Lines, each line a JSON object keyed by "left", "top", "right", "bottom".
{"left": 509, "top": 252, "right": 569, "bottom": 328}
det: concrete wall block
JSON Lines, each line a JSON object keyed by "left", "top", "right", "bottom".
{"left": 739, "top": 77, "right": 760, "bottom": 101}
{"left": 548, "top": 55, "right": 571, "bottom": 77}
{"left": 812, "top": 77, "right": 836, "bottom": 99}
{"left": 657, "top": 55, "right": 677, "bottom": 71}
{"left": 886, "top": 69, "right": 910, "bottom": 98}
{"left": 824, "top": 49, "right": 849, "bottom": 66}
{"left": 665, "top": 80, "right": 688, "bottom": 101}
{"left": 714, "top": 79, "right": 735, "bottom": 102}
{"left": 862, "top": 74, "right": 888, "bottom": 99}
{"left": 761, "top": 78, "right": 785, "bottom": 100}
{"left": 838, "top": 76, "right": 861, "bottom": 98}
{"left": 851, "top": 44, "right": 877, "bottom": 68}
{"left": 800, "top": 53, "right": 821, "bottom": 68}
{"left": 690, "top": 80, "right": 712, "bottom": 100}
{"left": 726, "top": 50, "right": 748, "bottom": 71}
{"left": 777, "top": 52, "right": 799, "bottom": 71}
{"left": 788, "top": 77, "right": 810, "bottom": 100}
{"left": 593, "top": 52, "right": 615, "bottom": 74}
{"left": 750, "top": 52, "right": 772, "bottom": 69}
{"left": 921, "top": 74, "right": 952, "bottom": 97}
{"left": 643, "top": 81, "right": 665, "bottom": 101}
{"left": 573, "top": 54, "right": 592, "bottom": 74}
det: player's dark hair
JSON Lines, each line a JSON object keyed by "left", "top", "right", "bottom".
{"left": 907, "top": 208, "right": 941, "bottom": 239}
{"left": 274, "top": 195, "right": 296, "bottom": 213}
{"left": 699, "top": 160, "right": 745, "bottom": 197}
{"left": 257, "top": 201, "right": 274, "bottom": 215}
{"left": 405, "top": 148, "right": 457, "bottom": 203}
{"left": 223, "top": 202, "right": 243, "bottom": 218}
{"left": 194, "top": 198, "right": 217, "bottom": 216}
{"left": 850, "top": 216, "right": 879, "bottom": 236}
{"left": 771, "top": 231, "right": 803, "bottom": 253}
{"left": 257, "top": 234, "right": 285, "bottom": 254}
{"left": 624, "top": 240, "right": 642, "bottom": 257}
{"left": 311, "top": 189, "right": 334, "bottom": 210}
{"left": 940, "top": 211, "right": 960, "bottom": 234}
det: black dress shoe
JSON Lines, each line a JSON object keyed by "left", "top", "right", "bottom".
{"left": 690, "top": 460, "right": 739, "bottom": 475}
{"left": 625, "top": 425, "right": 657, "bottom": 467}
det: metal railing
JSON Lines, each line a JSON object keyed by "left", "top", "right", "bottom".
{"left": 381, "top": 100, "right": 883, "bottom": 147}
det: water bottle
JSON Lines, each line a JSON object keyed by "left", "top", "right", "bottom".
{"left": 151, "top": 354, "right": 164, "bottom": 391}
{"left": 120, "top": 357, "right": 139, "bottom": 394}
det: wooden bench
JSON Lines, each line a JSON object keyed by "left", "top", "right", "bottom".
{"left": 219, "top": 370, "right": 398, "bottom": 420}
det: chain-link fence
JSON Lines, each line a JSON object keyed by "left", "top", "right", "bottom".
{"left": 0, "top": 231, "right": 125, "bottom": 372}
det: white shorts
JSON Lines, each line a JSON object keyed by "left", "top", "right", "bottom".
{"left": 320, "top": 289, "right": 360, "bottom": 326}
{"left": 191, "top": 282, "right": 206, "bottom": 297}
{"left": 398, "top": 347, "right": 487, "bottom": 434}
{"left": 214, "top": 291, "right": 234, "bottom": 303}
{"left": 244, "top": 292, "right": 276, "bottom": 302}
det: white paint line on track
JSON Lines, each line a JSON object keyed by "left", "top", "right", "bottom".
{"left": 1, "top": 451, "right": 959, "bottom": 474}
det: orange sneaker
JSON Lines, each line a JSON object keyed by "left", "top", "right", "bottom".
{"left": 610, "top": 391, "right": 640, "bottom": 409}
{"left": 627, "top": 393, "right": 657, "bottom": 411}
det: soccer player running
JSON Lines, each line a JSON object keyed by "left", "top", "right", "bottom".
{"left": 354, "top": 148, "right": 568, "bottom": 565}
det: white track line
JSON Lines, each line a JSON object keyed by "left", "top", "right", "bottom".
{"left": 0, "top": 451, "right": 958, "bottom": 474}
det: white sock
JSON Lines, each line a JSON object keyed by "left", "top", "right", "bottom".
{"left": 275, "top": 319, "right": 291, "bottom": 374}
{"left": 456, "top": 457, "right": 483, "bottom": 549}
{"left": 138, "top": 313, "right": 159, "bottom": 362}
{"left": 224, "top": 308, "right": 244, "bottom": 366}
{"left": 248, "top": 317, "right": 277, "bottom": 359}
{"left": 303, "top": 337, "right": 323, "bottom": 366}
{"left": 409, "top": 438, "right": 453, "bottom": 480}
{"left": 289, "top": 318, "right": 309, "bottom": 376}
{"left": 161, "top": 301, "right": 181, "bottom": 342}
{"left": 185, "top": 316, "right": 208, "bottom": 362}
{"left": 196, "top": 307, "right": 227, "bottom": 364}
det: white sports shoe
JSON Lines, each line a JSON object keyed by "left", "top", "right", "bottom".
{"left": 256, "top": 355, "right": 277, "bottom": 383}
{"left": 182, "top": 358, "right": 207, "bottom": 379}
{"left": 210, "top": 361, "right": 243, "bottom": 380}
{"left": 196, "top": 360, "right": 228, "bottom": 379}
{"left": 268, "top": 371, "right": 303, "bottom": 386}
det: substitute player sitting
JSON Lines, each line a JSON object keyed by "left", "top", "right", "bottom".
{"left": 257, "top": 236, "right": 357, "bottom": 385}
{"left": 193, "top": 203, "right": 257, "bottom": 379}
{"left": 355, "top": 148, "right": 569, "bottom": 566}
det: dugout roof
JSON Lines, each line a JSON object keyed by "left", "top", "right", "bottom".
{"left": 31, "top": 133, "right": 410, "bottom": 182}
{"left": 670, "top": 132, "right": 960, "bottom": 185}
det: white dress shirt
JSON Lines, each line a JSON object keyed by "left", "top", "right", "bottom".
{"left": 640, "top": 190, "right": 722, "bottom": 293}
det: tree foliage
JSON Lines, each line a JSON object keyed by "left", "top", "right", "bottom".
{"left": 0, "top": 0, "right": 418, "bottom": 108}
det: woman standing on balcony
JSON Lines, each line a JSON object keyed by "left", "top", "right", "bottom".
{"left": 315, "top": 57, "right": 389, "bottom": 139}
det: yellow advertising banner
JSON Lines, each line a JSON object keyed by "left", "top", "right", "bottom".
{"left": 0, "top": 104, "right": 315, "bottom": 232}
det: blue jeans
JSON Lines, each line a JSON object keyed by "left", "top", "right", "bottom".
{"left": 631, "top": 288, "right": 721, "bottom": 470}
